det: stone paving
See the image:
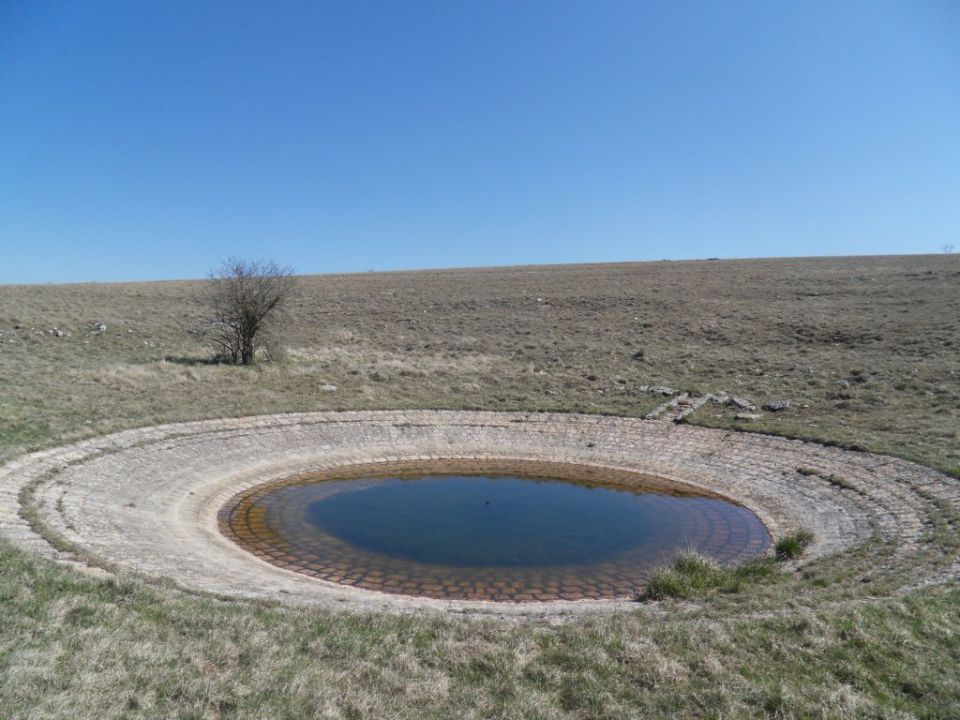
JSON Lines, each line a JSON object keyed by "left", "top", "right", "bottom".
{"left": 1, "top": 410, "right": 958, "bottom": 617}
{"left": 219, "top": 459, "right": 771, "bottom": 602}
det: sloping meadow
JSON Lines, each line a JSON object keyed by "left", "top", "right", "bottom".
{"left": 1, "top": 255, "right": 959, "bottom": 718}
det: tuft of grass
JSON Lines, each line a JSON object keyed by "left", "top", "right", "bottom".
{"left": 775, "top": 530, "right": 815, "bottom": 560}
{"left": 796, "top": 467, "right": 856, "bottom": 491}
{"left": 642, "top": 552, "right": 779, "bottom": 601}
{"left": 824, "top": 473, "right": 855, "bottom": 491}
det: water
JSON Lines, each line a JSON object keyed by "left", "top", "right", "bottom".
{"left": 221, "top": 465, "right": 770, "bottom": 602}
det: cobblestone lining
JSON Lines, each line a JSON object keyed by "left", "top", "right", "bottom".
{"left": 219, "top": 459, "right": 771, "bottom": 602}
{"left": 1, "top": 411, "right": 958, "bottom": 617}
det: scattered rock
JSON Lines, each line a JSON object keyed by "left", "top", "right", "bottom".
{"left": 319, "top": 384, "right": 337, "bottom": 393}
{"left": 735, "top": 413, "right": 762, "bottom": 422}
{"left": 648, "top": 385, "right": 676, "bottom": 396}
{"left": 763, "top": 399, "right": 792, "bottom": 412}
{"left": 727, "top": 396, "right": 757, "bottom": 411}
{"left": 673, "top": 394, "right": 712, "bottom": 422}
{"left": 645, "top": 392, "right": 687, "bottom": 419}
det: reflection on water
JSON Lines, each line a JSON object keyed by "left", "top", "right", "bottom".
{"left": 221, "top": 461, "right": 770, "bottom": 602}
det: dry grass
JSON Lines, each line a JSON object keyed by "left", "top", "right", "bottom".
{"left": 1, "top": 255, "right": 959, "bottom": 718}
{"left": 2, "top": 255, "right": 957, "bottom": 471}
{"left": 2, "top": 541, "right": 958, "bottom": 719}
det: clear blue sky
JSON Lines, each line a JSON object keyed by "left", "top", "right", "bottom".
{"left": 2, "top": 1, "right": 958, "bottom": 283}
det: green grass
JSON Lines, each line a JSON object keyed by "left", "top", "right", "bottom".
{"left": 644, "top": 534, "right": 818, "bottom": 603}
{"left": 643, "top": 552, "right": 780, "bottom": 601}
{"left": 2, "top": 539, "right": 960, "bottom": 719}
{"left": 0, "top": 408, "right": 51, "bottom": 448}
{"left": 776, "top": 531, "right": 816, "bottom": 560}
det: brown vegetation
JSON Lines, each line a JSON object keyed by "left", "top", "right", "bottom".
{"left": 1, "top": 254, "right": 959, "bottom": 718}
{"left": 205, "top": 257, "right": 296, "bottom": 365}
{"left": 1, "top": 255, "right": 957, "bottom": 472}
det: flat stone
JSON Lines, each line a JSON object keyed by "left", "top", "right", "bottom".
{"left": 1, "top": 410, "right": 957, "bottom": 619}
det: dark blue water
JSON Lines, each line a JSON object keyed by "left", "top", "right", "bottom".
{"left": 225, "top": 468, "right": 771, "bottom": 600}
{"left": 308, "top": 475, "right": 701, "bottom": 567}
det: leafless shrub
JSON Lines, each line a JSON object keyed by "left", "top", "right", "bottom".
{"left": 204, "top": 258, "right": 296, "bottom": 365}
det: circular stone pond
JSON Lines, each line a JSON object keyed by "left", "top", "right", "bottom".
{"left": 219, "top": 461, "right": 770, "bottom": 602}
{"left": 2, "top": 410, "right": 958, "bottom": 617}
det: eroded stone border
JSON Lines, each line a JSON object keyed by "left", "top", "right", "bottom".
{"left": 1, "top": 411, "right": 958, "bottom": 617}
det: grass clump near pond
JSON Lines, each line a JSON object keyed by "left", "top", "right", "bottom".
{"left": 642, "top": 551, "right": 778, "bottom": 601}
{"left": 776, "top": 530, "right": 815, "bottom": 560}
{"left": 645, "top": 532, "right": 816, "bottom": 601}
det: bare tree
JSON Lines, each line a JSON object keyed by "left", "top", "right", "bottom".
{"left": 205, "top": 257, "right": 296, "bottom": 365}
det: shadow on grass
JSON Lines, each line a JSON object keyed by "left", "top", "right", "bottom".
{"left": 162, "top": 354, "right": 228, "bottom": 366}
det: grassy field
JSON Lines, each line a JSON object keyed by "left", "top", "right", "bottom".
{"left": 1, "top": 255, "right": 959, "bottom": 718}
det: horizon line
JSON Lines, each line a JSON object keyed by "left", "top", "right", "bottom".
{"left": 1, "top": 250, "right": 954, "bottom": 288}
